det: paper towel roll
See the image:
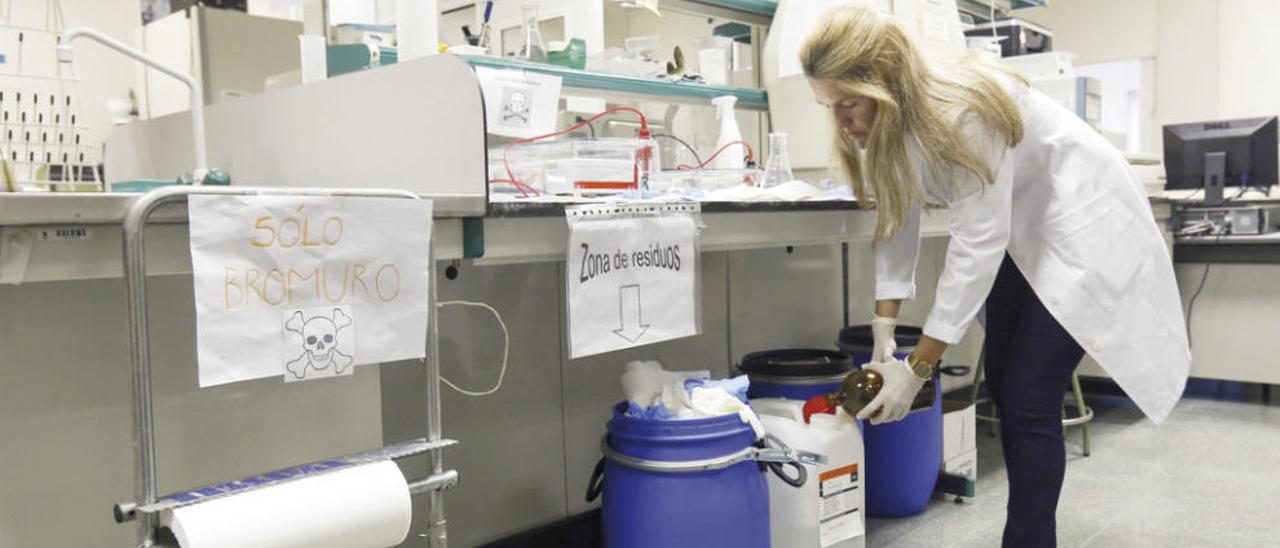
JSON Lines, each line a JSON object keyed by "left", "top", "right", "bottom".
{"left": 165, "top": 460, "right": 412, "bottom": 548}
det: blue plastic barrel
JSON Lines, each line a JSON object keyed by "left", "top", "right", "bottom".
{"left": 738, "top": 349, "right": 853, "bottom": 401}
{"left": 838, "top": 325, "right": 943, "bottom": 518}
{"left": 598, "top": 403, "right": 770, "bottom": 548}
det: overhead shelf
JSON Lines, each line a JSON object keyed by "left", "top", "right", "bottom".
{"left": 684, "top": 0, "right": 778, "bottom": 17}
{"left": 674, "top": 0, "right": 1043, "bottom": 22}
{"left": 462, "top": 55, "right": 769, "bottom": 111}
{"left": 959, "top": 0, "right": 1048, "bottom": 23}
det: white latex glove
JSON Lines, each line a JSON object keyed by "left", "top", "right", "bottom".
{"left": 856, "top": 358, "right": 926, "bottom": 425}
{"left": 870, "top": 315, "right": 898, "bottom": 364}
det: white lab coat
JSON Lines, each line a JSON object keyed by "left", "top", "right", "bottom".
{"left": 876, "top": 80, "right": 1191, "bottom": 424}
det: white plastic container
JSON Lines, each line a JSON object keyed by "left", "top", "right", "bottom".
{"left": 753, "top": 398, "right": 866, "bottom": 548}
{"left": 711, "top": 95, "right": 747, "bottom": 170}
{"left": 697, "top": 36, "right": 734, "bottom": 85}
{"left": 624, "top": 35, "right": 661, "bottom": 55}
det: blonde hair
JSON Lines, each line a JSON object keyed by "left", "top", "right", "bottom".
{"left": 800, "top": 5, "right": 1026, "bottom": 240}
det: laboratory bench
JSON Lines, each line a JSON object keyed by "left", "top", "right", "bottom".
{"left": 1174, "top": 234, "right": 1280, "bottom": 264}
{"left": 485, "top": 199, "right": 862, "bottom": 217}
{"left": 1076, "top": 196, "right": 1280, "bottom": 386}
{"left": 1170, "top": 198, "right": 1280, "bottom": 264}
{"left": 0, "top": 190, "right": 1193, "bottom": 282}
{"left": 0, "top": 188, "right": 953, "bottom": 548}
{"left": 0, "top": 188, "right": 1178, "bottom": 547}
{"left": 0, "top": 192, "right": 959, "bottom": 282}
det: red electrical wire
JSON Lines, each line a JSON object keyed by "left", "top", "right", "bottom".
{"left": 488, "top": 178, "right": 538, "bottom": 198}
{"left": 676, "top": 140, "right": 756, "bottom": 170}
{"left": 502, "top": 107, "right": 650, "bottom": 195}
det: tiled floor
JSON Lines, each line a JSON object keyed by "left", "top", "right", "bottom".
{"left": 866, "top": 389, "right": 1280, "bottom": 548}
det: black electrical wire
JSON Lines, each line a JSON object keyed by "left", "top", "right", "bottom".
{"left": 651, "top": 133, "right": 702, "bottom": 167}
{"left": 1171, "top": 190, "right": 1203, "bottom": 205}
{"left": 564, "top": 118, "right": 696, "bottom": 165}
{"left": 1184, "top": 251, "right": 1215, "bottom": 349}
{"left": 568, "top": 120, "right": 696, "bottom": 170}
{"left": 1226, "top": 185, "right": 1273, "bottom": 201}
{"left": 574, "top": 116, "right": 597, "bottom": 138}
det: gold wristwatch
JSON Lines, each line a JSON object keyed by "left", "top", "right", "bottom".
{"left": 907, "top": 354, "right": 936, "bottom": 381}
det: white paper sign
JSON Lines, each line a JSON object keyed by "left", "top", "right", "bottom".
{"left": 189, "top": 196, "right": 432, "bottom": 387}
{"left": 475, "top": 66, "right": 562, "bottom": 139}
{"left": 566, "top": 204, "right": 700, "bottom": 359}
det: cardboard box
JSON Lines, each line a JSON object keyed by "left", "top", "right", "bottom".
{"left": 942, "top": 401, "right": 976, "bottom": 463}
{"left": 944, "top": 448, "right": 978, "bottom": 481}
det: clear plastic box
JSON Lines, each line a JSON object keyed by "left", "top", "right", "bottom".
{"left": 624, "top": 35, "right": 661, "bottom": 55}
{"left": 489, "top": 137, "right": 656, "bottom": 195}
{"left": 647, "top": 168, "right": 764, "bottom": 193}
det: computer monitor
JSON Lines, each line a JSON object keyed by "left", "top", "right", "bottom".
{"left": 1163, "top": 116, "right": 1278, "bottom": 205}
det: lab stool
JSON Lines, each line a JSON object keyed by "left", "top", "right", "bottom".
{"left": 966, "top": 348, "right": 1094, "bottom": 456}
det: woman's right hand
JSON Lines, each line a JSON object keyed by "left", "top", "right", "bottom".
{"left": 871, "top": 315, "right": 897, "bottom": 363}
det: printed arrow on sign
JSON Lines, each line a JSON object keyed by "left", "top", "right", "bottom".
{"left": 613, "top": 284, "right": 650, "bottom": 342}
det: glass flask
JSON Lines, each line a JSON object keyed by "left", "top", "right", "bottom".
{"left": 762, "top": 131, "right": 794, "bottom": 187}
{"left": 828, "top": 368, "right": 936, "bottom": 419}
{"left": 517, "top": 4, "right": 548, "bottom": 63}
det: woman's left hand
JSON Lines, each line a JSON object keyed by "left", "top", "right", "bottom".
{"left": 871, "top": 315, "right": 898, "bottom": 363}
{"left": 910, "top": 336, "right": 948, "bottom": 368}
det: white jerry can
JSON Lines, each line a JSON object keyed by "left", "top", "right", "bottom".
{"left": 753, "top": 398, "right": 866, "bottom": 548}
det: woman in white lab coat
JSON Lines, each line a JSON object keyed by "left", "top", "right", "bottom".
{"left": 801, "top": 6, "right": 1190, "bottom": 547}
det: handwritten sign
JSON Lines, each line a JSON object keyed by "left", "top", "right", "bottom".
{"left": 565, "top": 204, "right": 700, "bottom": 359}
{"left": 189, "top": 196, "right": 432, "bottom": 387}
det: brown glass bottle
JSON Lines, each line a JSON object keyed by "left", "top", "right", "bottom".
{"left": 828, "top": 369, "right": 935, "bottom": 418}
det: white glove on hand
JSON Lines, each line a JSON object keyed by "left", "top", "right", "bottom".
{"left": 856, "top": 358, "right": 926, "bottom": 425}
{"left": 870, "top": 315, "right": 898, "bottom": 364}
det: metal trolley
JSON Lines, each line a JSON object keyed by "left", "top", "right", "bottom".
{"left": 111, "top": 186, "right": 457, "bottom": 547}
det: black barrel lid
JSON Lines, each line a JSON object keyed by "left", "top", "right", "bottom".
{"left": 738, "top": 349, "right": 853, "bottom": 377}
{"left": 838, "top": 324, "right": 924, "bottom": 349}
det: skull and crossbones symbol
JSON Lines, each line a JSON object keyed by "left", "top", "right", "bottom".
{"left": 501, "top": 89, "right": 530, "bottom": 125}
{"left": 285, "top": 309, "right": 354, "bottom": 379}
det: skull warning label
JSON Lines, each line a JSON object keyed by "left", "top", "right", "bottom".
{"left": 282, "top": 305, "right": 357, "bottom": 382}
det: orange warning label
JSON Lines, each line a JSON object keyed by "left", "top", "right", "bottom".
{"left": 820, "top": 463, "right": 858, "bottom": 483}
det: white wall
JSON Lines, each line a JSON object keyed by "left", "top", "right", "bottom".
{"left": 1020, "top": 0, "right": 1158, "bottom": 65}
{"left": 1076, "top": 59, "right": 1150, "bottom": 153}
{"left": 1024, "top": 0, "right": 1280, "bottom": 152}
{"left": 1153, "top": 0, "right": 1216, "bottom": 149}
{"left": 1214, "top": 0, "right": 1280, "bottom": 120}
{"left": 249, "top": 0, "right": 395, "bottom": 23}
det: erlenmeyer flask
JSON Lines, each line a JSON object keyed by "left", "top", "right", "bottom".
{"left": 763, "top": 131, "right": 794, "bottom": 187}
{"left": 518, "top": 4, "right": 548, "bottom": 63}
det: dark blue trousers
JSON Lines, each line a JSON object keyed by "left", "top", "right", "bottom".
{"left": 983, "top": 255, "right": 1085, "bottom": 548}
